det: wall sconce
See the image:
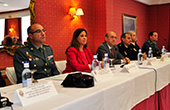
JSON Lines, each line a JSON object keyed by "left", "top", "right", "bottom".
{"left": 76, "top": 8, "right": 84, "bottom": 17}
{"left": 9, "top": 27, "right": 16, "bottom": 35}
{"left": 9, "top": 28, "right": 14, "bottom": 33}
{"left": 69, "top": 7, "right": 84, "bottom": 20}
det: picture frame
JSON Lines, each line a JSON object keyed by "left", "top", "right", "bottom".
{"left": 122, "top": 14, "right": 137, "bottom": 34}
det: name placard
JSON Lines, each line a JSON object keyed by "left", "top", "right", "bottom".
{"left": 146, "top": 57, "right": 157, "bottom": 65}
{"left": 160, "top": 54, "right": 168, "bottom": 61}
{"left": 123, "top": 63, "right": 139, "bottom": 73}
{"left": 92, "top": 68, "right": 113, "bottom": 81}
{"left": 13, "top": 81, "right": 58, "bottom": 106}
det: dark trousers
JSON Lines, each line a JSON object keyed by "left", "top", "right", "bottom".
{"left": 0, "top": 72, "right": 6, "bottom": 87}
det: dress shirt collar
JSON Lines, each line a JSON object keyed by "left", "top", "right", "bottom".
{"left": 32, "top": 43, "right": 43, "bottom": 50}
{"left": 123, "top": 43, "right": 128, "bottom": 48}
{"left": 106, "top": 43, "right": 112, "bottom": 50}
{"left": 131, "top": 42, "right": 135, "bottom": 46}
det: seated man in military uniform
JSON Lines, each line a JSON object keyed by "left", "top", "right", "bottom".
{"left": 142, "top": 31, "right": 161, "bottom": 57}
{"left": 127, "top": 31, "right": 147, "bottom": 60}
{"left": 13, "top": 24, "right": 59, "bottom": 83}
{"left": 117, "top": 33, "right": 134, "bottom": 60}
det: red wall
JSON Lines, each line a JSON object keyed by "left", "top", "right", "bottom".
{"left": 1, "top": 0, "right": 170, "bottom": 67}
{"left": 149, "top": 4, "right": 170, "bottom": 50}
{"left": 35, "top": 0, "right": 150, "bottom": 60}
{"left": 0, "top": 53, "right": 13, "bottom": 67}
{"left": 35, "top": 0, "right": 96, "bottom": 60}
{"left": 106, "top": 0, "right": 149, "bottom": 48}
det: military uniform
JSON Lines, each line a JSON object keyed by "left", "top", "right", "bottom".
{"left": 142, "top": 39, "right": 161, "bottom": 57}
{"left": 13, "top": 41, "right": 59, "bottom": 83}
{"left": 129, "top": 42, "right": 140, "bottom": 60}
{"left": 117, "top": 42, "right": 132, "bottom": 60}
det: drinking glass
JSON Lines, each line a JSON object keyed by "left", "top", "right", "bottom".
{"left": 109, "top": 58, "right": 114, "bottom": 68}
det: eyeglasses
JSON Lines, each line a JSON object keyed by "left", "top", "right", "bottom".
{"left": 110, "top": 36, "right": 117, "bottom": 39}
{"left": 31, "top": 29, "right": 46, "bottom": 34}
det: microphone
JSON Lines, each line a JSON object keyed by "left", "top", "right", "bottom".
{"left": 120, "top": 62, "right": 128, "bottom": 68}
{"left": 164, "top": 39, "right": 170, "bottom": 47}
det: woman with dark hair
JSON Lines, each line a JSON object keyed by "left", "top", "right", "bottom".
{"left": 63, "top": 28, "right": 93, "bottom": 73}
{"left": 4, "top": 35, "right": 13, "bottom": 46}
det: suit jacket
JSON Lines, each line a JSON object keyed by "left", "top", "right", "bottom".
{"left": 142, "top": 39, "right": 161, "bottom": 57}
{"left": 13, "top": 41, "right": 59, "bottom": 83}
{"left": 129, "top": 42, "right": 140, "bottom": 60}
{"left": 117, "top": 42, "right": 132, "bottom": 60}
{"left": 96, "top": 42, "right": 124, "bottom": 64}
{"left": 63, "top": 47, "right": 93, "bottom": 73}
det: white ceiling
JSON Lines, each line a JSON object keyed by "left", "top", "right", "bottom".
{"left": 135, "top": 0, "right": 170, "bottom": 5}
{"left": 0, "top": 0, "right": 30, "bottom": 13}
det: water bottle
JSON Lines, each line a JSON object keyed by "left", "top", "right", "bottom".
{"left": 103, "top": 53, "right": 109, "bottom": 68}
{"left": 22, "top": 61, "right": 32, "bottom": 87}
{"left": 92, "top": 54, "right": 99, "bottom": 71}
{"left": 148, "top": 47, "right": 153, "bottom": 58}
{"left": 137, "top": 49, "right": 143, "bottom": 65}
{"left": 161, "top": 46, "right": 166, "bottom": 55}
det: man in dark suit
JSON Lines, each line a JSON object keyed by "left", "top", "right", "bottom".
{"left": 97, "top": 31, "right": 130, "bottom": 64}
{"left": 14, "top": 24, "right": 59, "bottom": 83}
{"left": 142, "top": 31, "right": 161, "bottom": 57}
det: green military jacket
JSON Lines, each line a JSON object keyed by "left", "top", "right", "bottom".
{"left": 142, "top": 39, "right": 161, "bottom": 57}
{"left": 13, "top": 41, "right": 59, "bottom": 83}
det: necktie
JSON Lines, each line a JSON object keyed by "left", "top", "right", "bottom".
{"left": 110, "top": 48, "right": 114, "bottom": 58}
{"left": 38, "top": 47, "right": 43, "bottom": 53}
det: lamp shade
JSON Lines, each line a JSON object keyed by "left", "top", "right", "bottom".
{"left": 76, "top": 8, "right": 84, "bottom": 15}
{"left": 69, "top": 8, "right": 76, "bottom": 15}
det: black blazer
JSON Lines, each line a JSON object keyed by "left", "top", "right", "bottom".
{"left": 129, "top": 42, "right": 140, "bottom": 60}
{"left": 117, "top": 42, "right": 132, "bottom": 60}
{"left": 96, "top": 42, "right": 124, "bottom": 64}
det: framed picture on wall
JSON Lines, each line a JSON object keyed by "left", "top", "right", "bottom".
{"left": 122, "top": 14, "right": 137, "bottom": 33}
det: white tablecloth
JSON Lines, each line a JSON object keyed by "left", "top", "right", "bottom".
{"left": 1, "top": 59, "right": 170, "bottom": 110}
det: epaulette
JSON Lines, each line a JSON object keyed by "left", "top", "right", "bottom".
{"left": 148, "top": 40, "right": 153, "bottom": 44}
{"left": 20, "top": 44, "right": 28, "bottom": 48}
{"left": 43, "top": 44, "right": 49, "bottom": 47}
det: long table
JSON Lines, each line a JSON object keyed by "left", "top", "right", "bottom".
{"left": 1, "top": 59, "right": 170, "bottom": 110}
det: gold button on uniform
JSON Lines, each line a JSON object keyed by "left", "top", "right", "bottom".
{"left": 44, "top": 68, "right": 47, "bottom": 71}
{"left": 45, "top": 63, "right": 47, "bottom": 65}
{"left": 34, "top": 64, "right": 36, "bottom": 67}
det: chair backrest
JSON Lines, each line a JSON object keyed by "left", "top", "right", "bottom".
{"left": 55, "top": 60, "right": 66, "bottom": 74}
{"left": 5, "top": 67, "right": 17, "bottom": 84}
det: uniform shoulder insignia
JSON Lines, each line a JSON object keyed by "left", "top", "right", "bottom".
{"left": 133, "top": 48, "right": 137, "bottom": 52}
{"left": 43, "top": 44, "right": 49, "bottom": 46}
{"left": 20, "top": 44, "right": 26, "bottom": 48}
{"left": 124, "top": 51, "right": 127, "bottom": 55}
{"left": 148, "top": 40, "right": 151, "bottom": 43}
{"left": 43, "top": 44, "right": 50, "bottom": 47}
